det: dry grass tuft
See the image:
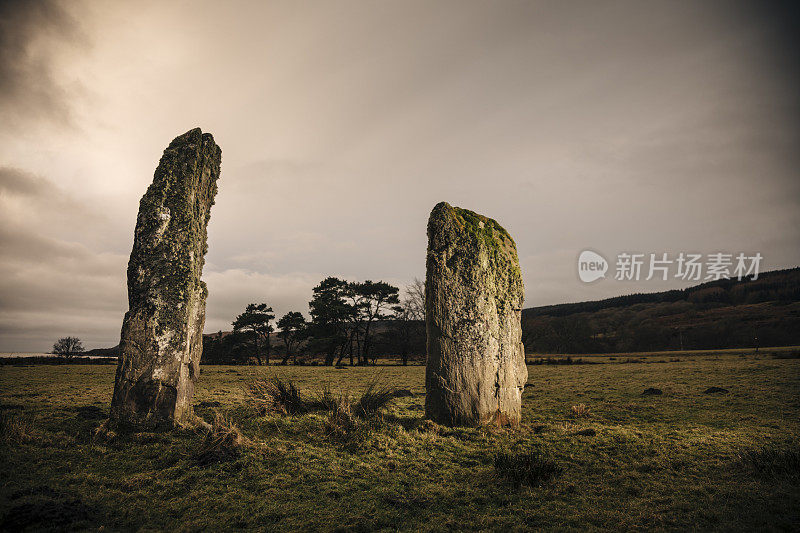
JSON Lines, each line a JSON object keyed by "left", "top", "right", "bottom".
{"left": 353, "top": 378, "right": 399, "bottom": 418}
{"left": 92, "top": 419, "right": 117, "bottom": 444}
{"left": 321, "top": 381, "right": 398, "bottom": 446}
{"left": 323, "top": 395, "right": 359, "bottom": 441}
{"left": 194, "top": 411, "right": 250, "bottom": 464}
{"left": 247, "top": 376, "right": 308, "bottom": 415}
{"left": 415, "top": 419, "right": 441, "bottom": 433}
{"left": 570, "top": 404, "right": 591, "bottom": 418}
{"left": 248, "top": 376, "right": 402, "bottom": 421}
{"left": 308, "top": 384, "right": 342, "bottom": 412}
{"left": 0, "top": 411, "right": 36, "bottom": 444}
{"left": 242, "top": 375, "right": 404, "bottom": 449}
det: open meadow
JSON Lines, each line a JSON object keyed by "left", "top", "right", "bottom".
{"left": 1, "top": 353, "right": 799, "bottom": 531}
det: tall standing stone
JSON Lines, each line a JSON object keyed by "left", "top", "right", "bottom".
{"left": 425, "top": 202, "right": 527, "bottom": 426}
{"left": 110, "top": 128, "right": 221, "bottom": 428}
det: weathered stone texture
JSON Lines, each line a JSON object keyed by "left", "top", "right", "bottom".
{"left": 424, "top": 202, "right": 527, "bottom": 426}
{"left": 110, "top": 128, "right": 221, "bottom": 428}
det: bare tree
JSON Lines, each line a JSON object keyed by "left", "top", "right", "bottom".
{"left": 406, "top": 278, "right": 425, "bottom": 321}
{"left": 391, "top": 279, "right": 426, "bottom": 365}
{"left": 52, "top": 337, "right": 84, "bottom": 360}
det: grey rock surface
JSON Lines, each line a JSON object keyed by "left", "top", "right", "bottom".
{"left": 424, "top": 202, "right": 527, "bottom": 426}
{"left": 110, "top": 128, "right": 221, "bottom": 428}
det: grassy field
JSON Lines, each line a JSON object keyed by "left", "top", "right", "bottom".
{"left": 1, "top": 353, "right": 798, "bottom": 531}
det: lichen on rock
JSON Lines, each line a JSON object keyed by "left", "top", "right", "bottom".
{"left": 110, "top": 128, "right": 221, "bottom": 428}
{"left": 424, "top": 201, "right": 527, "bottom": 426}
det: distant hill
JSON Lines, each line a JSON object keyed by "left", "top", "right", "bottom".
{"left": 84, "top": 346, "right": 120, "bottom": 357}
{"left": 522, "top": 267, "right": 800, "bottom": 353}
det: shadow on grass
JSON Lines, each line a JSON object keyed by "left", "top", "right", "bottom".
{"left": 1, "top": 487, "right": 97, "bottom": 532}
{"left": 738, "top": 444, "right": 800, "bottom": 480}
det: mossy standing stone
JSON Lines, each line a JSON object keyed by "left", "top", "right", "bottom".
{"left": 110, "top": 128, "right": 221, "bottom": 428}
{"left": 425, "top": 202, "right": 527, "bottom": 426}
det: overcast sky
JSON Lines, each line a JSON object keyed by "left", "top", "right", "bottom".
{"left": 0, "top": 0, "right": 798, "bottom": 352}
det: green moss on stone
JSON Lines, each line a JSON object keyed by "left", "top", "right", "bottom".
{"left": 450, "top": 205, "right": 521, "bottom": 283}
{"left": 453, "top": 207, "right": 513, "bottom": 246}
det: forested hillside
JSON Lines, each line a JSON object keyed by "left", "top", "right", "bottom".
{"left": 522, "top": 268, "right": 800, "bottom": 353}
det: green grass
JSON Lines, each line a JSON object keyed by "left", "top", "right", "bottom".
{"left": 1, "top": 354, "right": 799, "bottom": 531}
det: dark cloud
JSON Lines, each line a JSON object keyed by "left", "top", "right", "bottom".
{"left": 0, "top": 166, "right": 50, "bottom": 196}
{"left": 750, "top": 1, "right": 800, "bottom": 75}
{"left": 0, "top": 1, "right": 799, "bottom": 351}
{"left": 0, "top": 166, "right": 97, "bottom": 221}
{"left": 0, "top": 223, "right": 85, "bottom": 263}
{"left": 0, "top": 0, "right": 84, "bottom": 127}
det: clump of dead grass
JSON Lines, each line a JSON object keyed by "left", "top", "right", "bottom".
{"left": 248, "top": 375, "right": 402, "bottom": 419}
{"left": 247, "top": 376, "right": 309, "bottom": 415}
{"left": 352, "top": 378, "right": 399, "bottom": 418}
{"left": 570, "top": 403, "right": 591, "bottom": 418}
{"left": 308, "top": 383, "right": 342, "bottom": 412}
{"left": 0, "top": 411, "right": 36, "bottom": 444}
{"left": 194, "top": 411, "right": 250, "bottom": 464}
{"left": 319, "top": 378, "right": 401, "bottom": 446}
{"left": 245, "top": 375, "right": 402, "bottom": 448}
{"left": 323, "top": 394, "right": 360, "bottom": 440}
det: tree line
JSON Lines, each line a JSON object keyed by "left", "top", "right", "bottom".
{"left": 57, "top": 268, "right": 800, "bottom": 362}
{"left": 203, "top": 278, "right": 426, "bottom": 365}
